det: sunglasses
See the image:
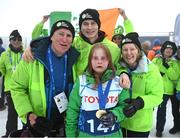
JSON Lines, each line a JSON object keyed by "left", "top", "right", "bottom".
{"left": 11, "top": 37, "right": 22, "bottom": 41}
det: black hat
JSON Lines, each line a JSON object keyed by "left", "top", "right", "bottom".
{"left": 9, "top": 30, "right": 22, "bottom": 41}
{"left": 161, "top": 41, "right": 177, "bottom": 55}
{"left": 0, "top": 37, "right": 3, "bottom": 45}
{"left": 121, "top": 32, "right": 141, "bottom": 50}
{"left": 50, "top": 20, "right": 75, "bottom": 38}
{"left": 79, "top": 8, "right": 101, "bottom": 29}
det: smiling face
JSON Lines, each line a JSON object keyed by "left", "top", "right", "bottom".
{"left": 122, "top": 43, "right": 141, "bottom": 68}
{"left": 50, "top": 28, "right": 73, "bottom": 56}
{"left": 163, "top": 47, "right": 173, "bottom": 58}
{"left": 80, "top": 20, "right": 99, "bottom": 43}
{"left": 10, "top": 37, "right": 22, "bottom": 48}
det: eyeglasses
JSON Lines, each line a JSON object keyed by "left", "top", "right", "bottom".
{"left": 113, "top": 37, "right": 122, "bottom": 40}
{"left": 11, "top": 37, "right": 22, "bottom": 41}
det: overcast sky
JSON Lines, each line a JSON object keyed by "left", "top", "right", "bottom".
{"left": 1, "top": 0, "right": 180, "bottom": 37}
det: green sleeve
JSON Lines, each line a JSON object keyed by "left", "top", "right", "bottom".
{"left": 176, "top": 78, "right": 180, "bottom": 91}
{"left": 124, "top": 19, "right": 134, "bottom": 34}
{"left": 32, "top": 22, "right": 44, "bottom": 39}
{"left": 0, "top": 52, "right": 7, "bottom": 75}
{"left": 115, "top": 63, "right": 128, "bottom": 76}
{"left": 66, "top": 78, "right": 81, "bottom": 137}
{"left": 141, "top": 64, "right": 163, "bottom": 109}
{"left": 166, "top": 60, "right": 179, "bottom": 81}
{"left": 10, "top": 60, "right": 33, "bottom": 123}
{"left": 111, "top": 89, "right": 130, "bottom": 122}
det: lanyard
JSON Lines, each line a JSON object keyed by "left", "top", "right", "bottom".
{"left": 98, "top": 79, "right": 112, "bottom": 110}
{"left": 128, "top": 69, "right": 133, "bottom": 99}
{"left": 47, "top": 47, "right": 67, "bottom": 119}
{"left": 9, "top": 51, "right": 22, "bottom": 67}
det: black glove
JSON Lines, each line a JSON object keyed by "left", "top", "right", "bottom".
{"left": 162, "top": 58, "right": 169, "bottom": 69}
{"left": 33, "top": 117, "right": 52, "bottom": 136}
{"left": 160, "top": 72, "right": 165, "bottom": 76}
{"left": 99, "top": 111, "right": 117, "bottom": 128}
{"left": 27, "top": 114, "right": 52, "bottom": 137}
{"left": 123, "top": 97, "right": 144, "bottom": 118}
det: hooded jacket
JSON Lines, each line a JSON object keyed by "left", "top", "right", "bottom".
{"left": 152, "top": 56, "right": 179, "bottom": 95}
{"left": 118, "top": 54, "right": 164, "bottom": 132}
{"left": 0, "top": 47, "right": 23, "bottom": 92}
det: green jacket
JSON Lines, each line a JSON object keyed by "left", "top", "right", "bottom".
{"left": 10, "top": 60, "right": 47, "bottom": 123}
{"left": 175, "top": 59, "right": 180, "bottom": 91}
{"left": 72, "top": 31, "right": 120, "bottom": 81}
{"left": 119, "top": 55, "right": 163, "bottom": 132}
{"left": 0, "top": 48, "right": 23, "bottom": 92}
{"left": 152, "top": 57, "right": 179, "bottom": 95}
{"left": 66, "top": 70, "right": 129, "bottom": 137}
{"left": 10, "top": 37, "right": 79, "bottom": 123}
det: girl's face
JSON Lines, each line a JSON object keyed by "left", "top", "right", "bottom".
{"left": 81, "top": 20, "right": 98, "bottom": 42}
{"left": 122, "top": 43, "right": 140, "bottom": 68}
{"left": 91, "top": 48, "right": 109, "bottom": 75}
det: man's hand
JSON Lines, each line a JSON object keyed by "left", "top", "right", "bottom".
{"left": 42, "top": 15, "right": 49, "bottom": 24}
{"left": 118, "top": 8, "right": 127, "bottom": 20}
{"left": 27, "top": 112, "right": 51, "bottom": 136}
{"left": 119, "top": 73, "right": 130, "bottom": 89}
{"left": 22, "top": 47, "right": 34, "bottom": 62}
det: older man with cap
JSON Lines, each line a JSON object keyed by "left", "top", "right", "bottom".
{"left": 10, "top": 20, "right": 80, "bottom": 137}
{"left": 152, "top": 41, "right": 179, "bottom": 137}
{"left": 0, "top": 30, "right": 24, "bottom": 137}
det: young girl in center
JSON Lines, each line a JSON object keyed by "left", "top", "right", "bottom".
{"left": 65, "top": 43, "right": 129, "bottom": 137}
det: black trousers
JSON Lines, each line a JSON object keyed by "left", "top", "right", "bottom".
{"left": 0, "top": 76, "right": 5, "bottom": 107}
{"left": 5, "top": 92, "right": 18, "bottom": 136}
{"left": 122, "top": 128, "right": 150, "bottom": 138}
{"left": 156, "top": 94, "right": 180, "bottom": 132}
{"left": 170, "top": 93, "right": 180, "bottom": 127}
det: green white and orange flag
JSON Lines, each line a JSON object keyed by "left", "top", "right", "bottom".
{"left": 49, "top": 8, "right": 120, "bottom": 40}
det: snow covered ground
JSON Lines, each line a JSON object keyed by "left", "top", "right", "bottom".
{"left": 0, "top": 100, "right": 180, "bottom": 137}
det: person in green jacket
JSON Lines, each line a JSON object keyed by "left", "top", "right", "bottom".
{"left": 111, "top": 8, "right": 134, "bottom": 47}
{"left": 32, "top": 15, "right": 49, "bottom": 40}
{"left": 117, "top": 32, "right": 164, "bottom": 137}
{"left": 0, "top": 30, "right": 24, "bottom": 137}
{"left": 66, "top": 43, "right": 129, "bottom": 137}
{"left": 10, "top": 20, "right": 80, "bottom": 137}
{"left": 168, "top": 46, "right": 180, "bottom": 134}
{"left": 152, "top": 41, "right": 178, "bottom": 137}
{"left": 22, "top": 8, "right": 130, "bottom": 89}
